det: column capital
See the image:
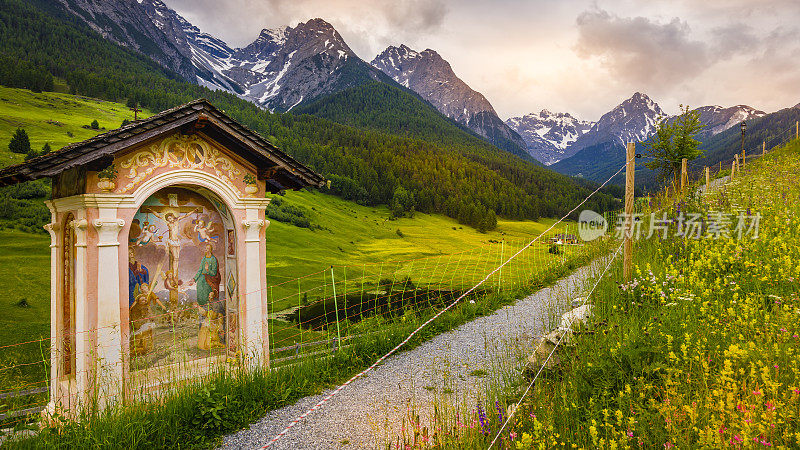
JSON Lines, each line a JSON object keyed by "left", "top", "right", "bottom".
{"left": 242, "top": 219, "right": 269, "bottom": 242}
{"left": 93, "top": 218, "right": 125, "bottom": 247}
{"left": 71, "top": 219, "right": 89, "bottom": 247}
{"left": 43, "top": 222, "right": 61, "bottom": 248}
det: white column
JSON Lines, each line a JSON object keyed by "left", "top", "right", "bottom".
{"left": 42, "top": 218, "right": 61, "bottom": 410}
{"left": 71, "top": 217, "right": 89, "bottom": 404}
{"left": 92, "top": 216, "right": 125, "bottom": 402}
{"left": 241, "top": 207, "right": 269, "bottom": 367}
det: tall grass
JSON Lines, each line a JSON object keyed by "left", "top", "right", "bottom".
{"left": 425, "top": 139, "right": 800, "bottom": 448}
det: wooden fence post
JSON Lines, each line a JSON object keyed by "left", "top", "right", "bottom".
{"left": 705, "top": 166, "right": 710, "bottom": 192}
{"left": 680, "top": 158, "right": 688, "bottom": 192}
{"left": 731, "top": 160, "right": 736, "bottom": 178}
{"left": 796, "top": 120, "right": 799, "bottom": 140}
{"left": 623, "top": 142, "right": 635, "bottom": 282}
{"left": 763, "top": 140, "right": 766, "bottom": 156}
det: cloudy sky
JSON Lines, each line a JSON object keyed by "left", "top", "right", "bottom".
{"left": 164, "top": 0, "right": 800, "bottom": 121}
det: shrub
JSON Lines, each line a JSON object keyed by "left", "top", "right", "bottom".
{"left": 266, "top": 200, "right": 314, "bottom": 229}
{"left": 390, "top": 186, "right": 415, "bottom": 218}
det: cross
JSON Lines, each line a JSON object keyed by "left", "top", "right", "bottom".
{"left": 130, "top": 104, "right": 142, "bottom": 121}
{"left": 140, "top": 203, "right": 201, "bottom": 274}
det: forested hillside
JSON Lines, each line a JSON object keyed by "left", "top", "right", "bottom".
{"left": 295, "top": 81, "right": 534, "bottom": 161}
{"left": 0, "top": 0, "right": 619, "bottom": 230}
{"left": 695, "top": 106, "right": 800, "bottom": 168}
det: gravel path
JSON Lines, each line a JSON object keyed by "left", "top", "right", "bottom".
{"left": 222, "top": 260, "right": 605, "bottom": 449}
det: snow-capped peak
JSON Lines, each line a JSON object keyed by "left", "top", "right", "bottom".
{"left": 671, "top": 104, "right": 766, "bottom": 138}
{"left": 506, "top": 110, "right": 594, "bottom": 164}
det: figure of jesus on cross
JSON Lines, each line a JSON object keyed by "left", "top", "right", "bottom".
{"left": 142, "top": 205, "right": 200, "bottom": 274}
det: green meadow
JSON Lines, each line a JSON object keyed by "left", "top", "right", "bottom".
{"left": 0, "top": 86, "right": 587, "bottom": 392}
{"left": 0, "top": 84, "right": 150, "bottom": 166}
{"left": 264, "top": 189, "right": 574, "bottom": 310}
{"left": 0, "top": 192, "right": 576, "bottom": 358}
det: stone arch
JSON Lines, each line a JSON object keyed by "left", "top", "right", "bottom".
{"left": 129, "top": 169, "right": 242, "bottom": 215}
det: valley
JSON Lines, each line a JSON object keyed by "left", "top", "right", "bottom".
{"left": 0, "top": 0, "right": 797, "bottom": 448}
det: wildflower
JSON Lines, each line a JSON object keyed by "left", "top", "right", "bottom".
{"left": 509, "top": 431, "right": 517, "bottom": 441}
{"left": 477, "top": 403, "right": 489, "bottom": 435}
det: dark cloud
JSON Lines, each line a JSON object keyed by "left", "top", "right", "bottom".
{"left": 384, "top": 0, "right": 448, "bottom": 33}
{"left": 575, "top": 9, "right": 710, "bottom": 86}
{"left": 164, "top": 0, "right": 448, "bottom": 53}
{"left": 711, "top": 23, "right": 760, "bottom": 58}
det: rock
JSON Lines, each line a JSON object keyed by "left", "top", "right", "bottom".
{"left": 571, "top": 297, "right": 588, "bottom": 308}
{"left": 559, "top": 304, "right": 593, "bottom": 332}
{"left": 524, "top": 305, "right": 596, "bottom": 377}
{"left": 524, "top": 329, "right": 567, "bottom": 375}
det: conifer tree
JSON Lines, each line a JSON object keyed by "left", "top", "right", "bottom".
{"left": 8, "top": 128, "right": 30, "bottom": 154}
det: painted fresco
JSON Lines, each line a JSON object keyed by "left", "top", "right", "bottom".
{"left": 127, "top": 187, "right": 238, "bottom": 371}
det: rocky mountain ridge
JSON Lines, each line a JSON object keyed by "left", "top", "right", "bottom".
{"left": 371, "top": 44, "right": 527, "bottom": 154}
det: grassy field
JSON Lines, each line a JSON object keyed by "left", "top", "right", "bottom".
{"left": 0, "top": 193, "right": 578, "bottom": 369}
{"left": 0, "top": 85, "right": 587, "bottom": 391}
{"left": 264, "top": 189, "right": 574, "bottom": 311}
{"left": 0, "top": 85, "right": 149, "bottom": 166}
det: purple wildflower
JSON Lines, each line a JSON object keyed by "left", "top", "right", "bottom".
{"left": 477, "top": 403, "right": 489, "bottom": 435}
{"left": 496, "top": 400, "right": 504, "bottom": 424}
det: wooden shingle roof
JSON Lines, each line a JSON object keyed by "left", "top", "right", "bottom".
{"left": 0, "top": 99, "right": 325, "bottom": 192}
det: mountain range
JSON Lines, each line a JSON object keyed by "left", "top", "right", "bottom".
{"left": 508, "top": 93, "right": 768, "bottom": 179}
{"left": 370, "top": 45, "right": 526, "bottom": 154}
{"left": 1, "top": 0, "right": 628, "bottom": 232}
{"left": 505, "top": 111, "right": 594, "bottom": 165}
{"left": 674, "top": 105, "right": 765, "bottom": 140}
{"left": 10, "top": 0, "right": 797, "bottom": 194}
{"left": 55, "top": 0, "right": 528, "bottom": 157}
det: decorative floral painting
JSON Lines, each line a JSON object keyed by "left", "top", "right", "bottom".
{"left": 127, "top": 187, "right": 237, "bottom": 371}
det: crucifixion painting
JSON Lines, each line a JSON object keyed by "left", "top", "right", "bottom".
{"left": 127, "top": 187, "right": 232, "bottom": 370}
